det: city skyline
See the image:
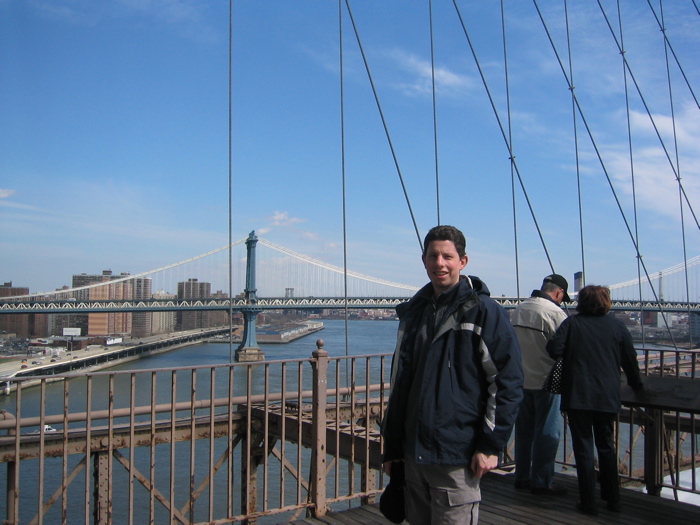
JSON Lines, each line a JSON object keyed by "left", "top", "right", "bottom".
{"left": 2, "top": 1, "right": 700, "bottom": 297}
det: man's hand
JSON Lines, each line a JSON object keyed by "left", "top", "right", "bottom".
{"left": 470, "top": 452, "right": 499, "bottom": 479}
{"left": 383, "top": 461, "right": 393, "bottom": 476}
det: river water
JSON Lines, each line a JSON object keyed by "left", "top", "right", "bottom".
{"left": 0, "top": 320, "right": 399, "bottom": 524}
{"left": 2, "top": 320, "right": 698, "bottom": 521}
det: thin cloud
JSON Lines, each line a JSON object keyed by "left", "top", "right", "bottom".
{"left": 28, "top": 0, "right": 218, "bottom": 42}
{"left": 384, "top": 48, "right": 475, "bottom": 97}
{"left": 270, "top": 211, "right": 306, "bottom": 227}
{"left": 0, "top": 189, "right": 16, "bottom": 199}
{"left": 301, "top": 231, "right": 319, "bottom": 241}
{"left": 607, "top": 105, "right": 700, "bottom": 220}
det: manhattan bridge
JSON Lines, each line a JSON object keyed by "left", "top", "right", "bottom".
{"left": 2, "top": 3, "right": 700, "bottom": 525}
{"left": 1, "top": 232, "right": 699, "bottom": 313}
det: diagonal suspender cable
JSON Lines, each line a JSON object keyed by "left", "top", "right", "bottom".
{"left": 600, "top": 0, "right": 700, "bottom": 345}
{"left": 344, "top": 0, "right": 423, "bottom": 252}
{"left": 595, "top": 0, "right": 700, "bottom": 234}
{"left": 428, "top": 0, "right": 441, "bottom": 226}
{"left": 659, "top": 0, "right": 691, "bottom": 351}
{"left": 450, "top": 0, "right": 556, "bottom": 275}
{"left": 616, "top": 0, "right": 646, "bottom": 347}
{"left": 646, "top": 0, "right": 700, "bottom": 111}
{"left": 564, "top": 0, "right": 586, "bottom": 290}
{"left": 499, "top": 0, "right": 521, "bottom": 299}
{"left": 533, "top": 0, "right": 673, "bottom": 336}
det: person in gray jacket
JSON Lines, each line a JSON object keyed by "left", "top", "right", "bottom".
{"left": 511, "top": 274, "right": 569, "bottom": 495}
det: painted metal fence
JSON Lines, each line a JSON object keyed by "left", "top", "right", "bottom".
{"left": 1, "top": 344, "right": 699, "bottom": 524}
{"left": 0, "top": 342, "right": 389, "bottom": 524}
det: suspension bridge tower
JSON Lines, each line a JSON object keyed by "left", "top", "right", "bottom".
{"left": 235, "top": 231, "right": 265, "bottom": 362}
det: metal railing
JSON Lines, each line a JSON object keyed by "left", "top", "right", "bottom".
{"left": 549, "top": 346, "right": 700, "bottom": 500}
{"left": 1, "top": 343, "right": 699, "bottom": 524}
{"left": 0, "top": 342, "right": 390, "bottom": 524}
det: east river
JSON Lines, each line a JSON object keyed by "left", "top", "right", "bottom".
{"left": 2, "top": 320, "right": 697, "bottom": 522}
{"left": 0, "top": 320, "right": 399, "bottom": 524}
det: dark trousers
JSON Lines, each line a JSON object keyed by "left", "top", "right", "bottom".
{"left": 567, "top": 410, "right": 619, "bottom": 511}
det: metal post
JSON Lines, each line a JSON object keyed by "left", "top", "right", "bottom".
{"left": 311, "top": 340, "right": 328, "bottom": 517}
{"left": 1, "top": 410, "right": 17, "bottom": 525}
{"left": 241, "top": 434, "right": 258, "bottom": 525}
{"left": 644, "top": 408, "right": 663, "bottom": 496}
{"left": 93, "top": 449, "right": 111, "bottom": 524}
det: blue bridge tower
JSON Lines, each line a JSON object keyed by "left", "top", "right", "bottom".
{"left": 235, "top": 231, "right": 265, "bottom": 362}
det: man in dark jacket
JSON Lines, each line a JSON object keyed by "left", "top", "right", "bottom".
{"left": 382, "top": 225, "right": 523, "bottom": 524}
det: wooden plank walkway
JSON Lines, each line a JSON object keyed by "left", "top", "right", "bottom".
{"left": 288, "top": 471, "right": 700, "bottom": 524}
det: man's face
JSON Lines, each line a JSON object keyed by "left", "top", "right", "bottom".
{"left": 422, "top": 240, "right": 468, "bottom": 295}
{"left": 552, "top": 288, "right": 565, "bottom": 305}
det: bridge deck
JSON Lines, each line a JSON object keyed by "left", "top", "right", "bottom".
{"left": 289, "top": 471, "right": 700, "bottom": 525}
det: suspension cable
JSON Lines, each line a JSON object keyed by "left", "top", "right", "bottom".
{"left": 227, "top": 0, "right": 234, "bottom": 363}
{"left": 429, "top": 0, "right": 441, "bottom": 226}
{"left": 564, "top": 0, "right": 586, "bottom": 291}
{"left": 646, "top": 0, "right": 700, "bottom": 111}
{"left": 338, "top": 0, "right": 351, "bottom": 385}
{"left": 343, "top": 0, "right": 423, "bottom": 252}
{"left": 450, "top": 0, "right": 557, "bottom": 275}
{"left": 500, "top": 0, "right": 520, "bottom": 299}
{"left": 533, "top": 0, "right": 673, "bottom": 331}
{"left": 595, "top": 0, "right": 700, "bottom": 234}
{"left": 659, "top": 0, "right": 692, "bottom": 350}
{"left": 616, "top": 0, "right": 646, "bottom": 347}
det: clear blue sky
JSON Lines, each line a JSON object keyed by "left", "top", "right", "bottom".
{"left": 1, "top": 1, "right": 699, "bottom": 297}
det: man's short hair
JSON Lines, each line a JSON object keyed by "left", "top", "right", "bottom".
{"left": 541, "top": 282, "right": 561, "bottom": 294}
{"left": 541, "top": 273, "right": 571, "bottom": 302}
{"left": 423, "top": 225, "right": 466, "bottom": 257}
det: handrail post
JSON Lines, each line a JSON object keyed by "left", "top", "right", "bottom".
{"left": 1, "top": 410, "right": 16, "bottom": 524}
{"left": 644, "top": 408, "right": 663, "bottom": 496}
{"left": 311, "top": 340, "right": 328, "bottom": 517}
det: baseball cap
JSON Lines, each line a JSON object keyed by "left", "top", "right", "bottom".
{"left": 543, "top": 274, "right": 571, "bottom": 302}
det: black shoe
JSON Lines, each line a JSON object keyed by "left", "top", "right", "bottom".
{"left": 514, "top": 480, "right": 531, "bottom": 490}
{"left": 531, "top": 484, "right": 568, "bottom": 496}
{"left": 607, "top": 500, "right": 621, "bottom": 512}
{"left": 576, "top": 503, "right": 599, "bottom": 516}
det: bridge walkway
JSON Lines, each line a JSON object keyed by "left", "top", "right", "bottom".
{"left": 289, "top": 471, "right": 700, "bottom": 524}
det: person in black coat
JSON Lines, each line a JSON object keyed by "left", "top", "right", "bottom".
{"left": 546, "top": 285, "right": 643, "bottom": 516}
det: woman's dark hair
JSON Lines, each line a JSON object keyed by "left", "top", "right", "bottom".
{"left": 423, "top": 225, "right": 466, "bottom": 257}
{"left": 576, "top": 285, "right": 612, "bottom": 316}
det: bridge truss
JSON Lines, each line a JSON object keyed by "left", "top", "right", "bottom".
{"left": 1, "top": 297, "right": 698, "bottom": 314}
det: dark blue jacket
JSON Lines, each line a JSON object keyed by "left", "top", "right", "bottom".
{"left": 546, "top": 313, "right": 643, "bottom": 413}
{"left": 382, "top": 276, "right": 523, "bottom": 465}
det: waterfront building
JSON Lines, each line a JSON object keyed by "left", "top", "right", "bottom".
{"left": 0, "top": 282, "right": 47, "bottom": 339}
{"left": 47, "top": 286, "right": 74, "bottom": 336}
{"left": 88, "top": 276, "right": 132, "bottom": 336}
{"left": 151, "top": 290, "right": 177, "bottom": 335}
{"left": 67, "top": 270, "right": 135, "bottom": 337}
{"left": 177, "top": 278, "right": 211, "bottom": 331}
{"left": 209, "top": 289, "right": 231, "bottom": 328}
{"left": 690, "top": 313, "right": 700, "bottom": 344}
{"left": 131, "top": 277, "right": 153, "bottom": 338}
